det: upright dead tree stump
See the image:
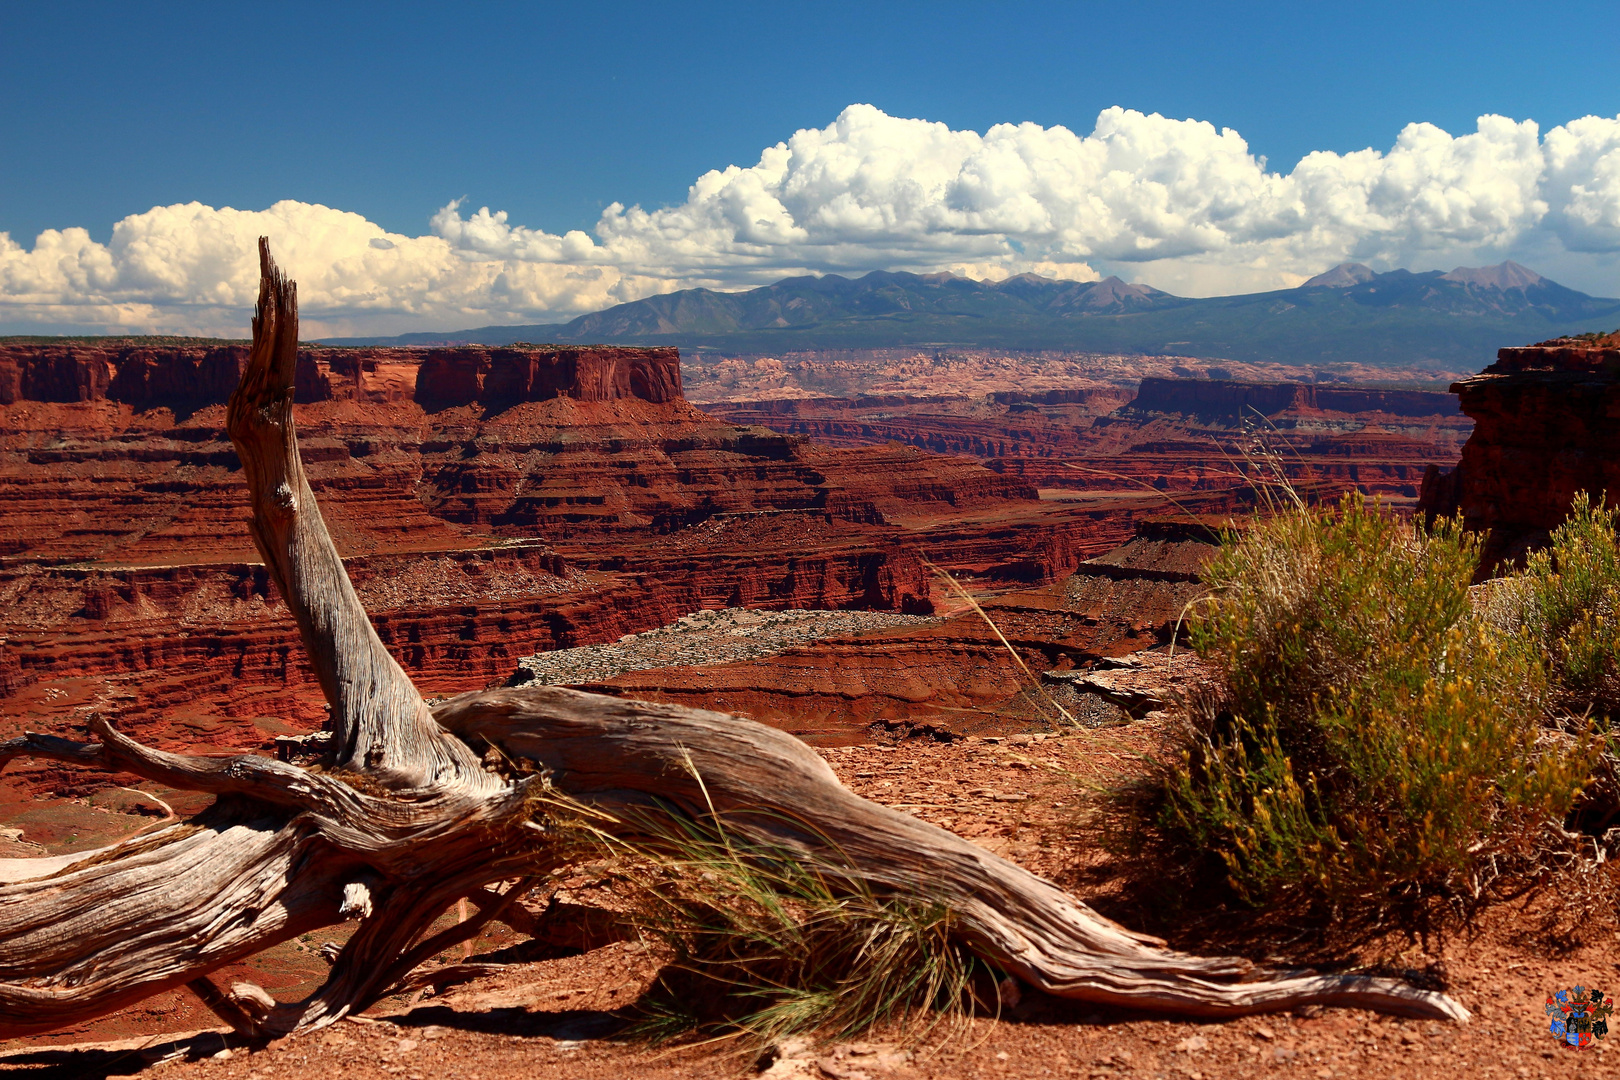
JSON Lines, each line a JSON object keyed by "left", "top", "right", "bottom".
{"left": 0, "top": 242, "right": 1468, "bottom": 1039}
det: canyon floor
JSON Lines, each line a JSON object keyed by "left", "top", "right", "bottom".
{"left": 0, "top": 715, "right": 1610, "bottom": 1080}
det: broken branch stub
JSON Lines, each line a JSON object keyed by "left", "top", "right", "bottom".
{"left": 224, "top": 240, "right": 492, "bottom": 794}
{"left": 0, "top": 240, "right": 1469, "bottom": 1039}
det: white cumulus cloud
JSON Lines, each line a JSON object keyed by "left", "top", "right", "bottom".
{"left": 4, "top": 104, "right": 1620, "bottom": 336}
{"left": 0, "top": 201, "right": 659, "bottom": 336}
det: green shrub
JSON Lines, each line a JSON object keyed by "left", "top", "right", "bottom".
{"left": 1154, "top": 493, "right": 1591, "bottom": 921}
{"left": 1517, "top": 491, "right": 1620, "bottom": 721}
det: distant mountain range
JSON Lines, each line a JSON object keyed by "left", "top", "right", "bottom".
{"left": 320, "top": 261, "right": 1620, "bottom": 368}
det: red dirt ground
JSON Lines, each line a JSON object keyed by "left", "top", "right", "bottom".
{"left": 2, "top": 724, "right": 1612, "bottom": 1080}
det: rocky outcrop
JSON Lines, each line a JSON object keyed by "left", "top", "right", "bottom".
{"left": 1423, "top": 334, "right": 1620, "bottom": 569}
{"left": 0, "top": 643, "right": 31, "bottom": 697}
{"left": 1491, "top": 335, "right": 1620, "bottom": 374}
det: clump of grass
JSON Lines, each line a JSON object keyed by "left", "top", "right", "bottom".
{"left": 1143, "top": 493, "right": 1593, "bottom": 929}
{"left": 611, "top": 808, "right": 986, "bottom": 1047}
{"left": 520, "top": 762, "right": 991, "bottom": 1048}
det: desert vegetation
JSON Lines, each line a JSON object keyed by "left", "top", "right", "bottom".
{"left": 1514, "top": 492, "right": 1620, "bottom": 722}
{"left": 1134, "top": 489, "right": 1617, "bottom": 935}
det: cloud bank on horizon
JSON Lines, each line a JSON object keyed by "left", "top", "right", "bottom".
{"left": 5, "top": 104, "right": 1620, "bottom": 337}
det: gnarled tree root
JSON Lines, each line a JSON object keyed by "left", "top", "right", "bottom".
{"left": 0, "top": 241, "right": 1469, "bottom": 1040}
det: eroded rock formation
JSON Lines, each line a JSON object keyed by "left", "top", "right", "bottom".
{"left": 1421, "top": 332, "right": 1620, "bottom": 568}
{"left": 1127, "top": 377, "right": 1463, "bottom": 419}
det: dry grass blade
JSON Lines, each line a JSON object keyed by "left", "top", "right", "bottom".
{"left": 923, "top": 559, "right": 1075, "bottom": 726}
{"left": 1057, "top": 462, "right": 1223, "bottom": 522}
{"left": 535, "top": 755, "right": 990, "bottom": 1047}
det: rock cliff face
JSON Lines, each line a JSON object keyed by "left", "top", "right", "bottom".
{"left": 1422, "top": 333, "right": 1620, "bottom": 568}
{"left": 415, "top": 346, "right": 682, "bottom": 407}
{"left": 0, "top": 342, "right": 681, "bottom": 411}
{"left": 1127, "top": 377, "right": 1461, "bottom": 419}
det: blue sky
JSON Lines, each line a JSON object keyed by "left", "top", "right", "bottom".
{"left": 3, "top": 1, "right": 1619, "bottom": 335}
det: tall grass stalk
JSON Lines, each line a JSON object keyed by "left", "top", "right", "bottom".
{"left": 925, "top": 559, "right": 1076, "bottom": 727}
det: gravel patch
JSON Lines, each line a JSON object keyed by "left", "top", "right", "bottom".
{"left": 512, "top": 607, "right": 942, "bottom": 686}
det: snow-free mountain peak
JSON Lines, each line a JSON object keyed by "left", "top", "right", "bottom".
{"left": 1301, "top": 263, "right": 1378, "bottom": 288}
{"left": 1440, "top": 261, "right": 1544, "bottom": 290}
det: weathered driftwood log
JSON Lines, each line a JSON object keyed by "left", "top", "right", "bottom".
{"left": 0, "top": 241, "right": 1469, "bottom": 1038}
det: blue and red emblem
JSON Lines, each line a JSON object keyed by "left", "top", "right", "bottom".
{"left": 1546, "top": 985, "right": 1613, "bottom": 1049}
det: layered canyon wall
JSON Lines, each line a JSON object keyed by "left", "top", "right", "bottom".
{"left": 6, "top": 337, "right": 1459, "bottom": 760}
{"left": 707, "top": 374, "right": 1470, "bottom": 505}
{"left": 0, "top": 341, "right": 682, "bottom": 411}
{"left": 1126, "top": 377, "right": 1461, "bottom": 419}
{"left": 576, "top": 516, "right": 1222, "bottom": 740}
{"left": 1421, "top": 333, "right": 1620, "bottom": 568}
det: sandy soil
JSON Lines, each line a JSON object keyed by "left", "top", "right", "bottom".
{"left": 1, "top": 725, "right": 1615, "bottom": 1079}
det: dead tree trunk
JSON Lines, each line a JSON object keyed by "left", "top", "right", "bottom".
{"left": 0, "top": 241, "right": 1469, "bottom": 1038}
